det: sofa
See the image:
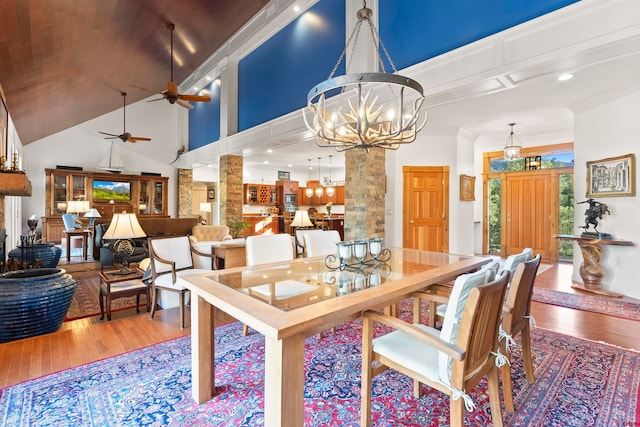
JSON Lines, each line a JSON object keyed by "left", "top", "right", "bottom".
{"left": 94, "top": 223, "right": 148, "bottom": 268}
{"left": 189, "top": 225, "right": 233, "bottom": 269}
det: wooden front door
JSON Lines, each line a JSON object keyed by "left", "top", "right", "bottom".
{"left": 402, "top": 166, "right": 449, "bottom": 252}
{"left": 504, "top": 172, "right": 553, "bottom": 260}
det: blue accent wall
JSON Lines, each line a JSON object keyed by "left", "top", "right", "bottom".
{"left": 237, "top": 0, "right": 345, "bottom": 132}
{"left": 379, "top": 0, "right": 580, "bottom": 71}
{"left": 188, "top": 80, "right": 221, "bottom": 150}
{"left": 190, "top": 0, "right": 580, "bottom": 147}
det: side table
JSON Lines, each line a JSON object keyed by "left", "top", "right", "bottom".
{"left": 554, "top": 234, "right": 635, "bottom": 297}
{"left": 212, "top": 239, "right": 246, "bottom": 270}
{"left": 99, "top": 269, "right": 148, "bottom": 321}
{"left": 63, "top": 229, "right": 91, "bottom": 261}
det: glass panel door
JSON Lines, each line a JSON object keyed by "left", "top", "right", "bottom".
{"left": 53, "top": 174, "right": 67, "bottom": 214}
{"left": 153, "top": 181, "right": 163, "bottom": 214}
{"left": 139, "top": 180, "right": 150, "bottom": 214}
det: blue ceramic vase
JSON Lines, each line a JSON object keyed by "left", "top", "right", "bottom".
{"left": 0, "top": 268, "right": 77, "bottom": 343}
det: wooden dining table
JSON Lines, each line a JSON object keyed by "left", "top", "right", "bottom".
{"left": 180, "top": 248, "right": 490, "bottom": 427}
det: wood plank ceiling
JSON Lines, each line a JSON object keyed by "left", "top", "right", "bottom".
{"left": 0, "top": 0, "right": 269, "bottom": 144}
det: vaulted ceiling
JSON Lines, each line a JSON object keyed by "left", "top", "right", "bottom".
{"left": 0, "top": 0, "right": 269, "bottom": 144}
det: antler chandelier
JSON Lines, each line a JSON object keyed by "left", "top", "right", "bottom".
{"left": 303, "top": 1, "right": 427, "bottom": 152}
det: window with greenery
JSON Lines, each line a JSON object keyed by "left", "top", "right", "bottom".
{"left": 490, "top": 152, "right": 574, "bottom": 173}
{"left": 489, "top": 178, "right": 501, "bottom": 254}
{"left": 558, "top": 173, "right": 574, "bottom": 260}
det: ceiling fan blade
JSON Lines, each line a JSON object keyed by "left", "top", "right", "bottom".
{"left": 99, "top": 131, "right": 119, "bottom": 137}
{"left": 130, "top": 84, "right": 160, "bottom": 94}
{"left": 167, "top": 81, "right": 179, "bottom": 96}
{"left": 147, "top": 97, "right": 166, "bottom": 103}
{"left": 175, "top": 98, "right": 194, "bottom": 110}
{"left": 179, "top": 94, "right": 211, "bottom": 103}
{"left": 129, "top": 136, "right": 151, "bottom": 142}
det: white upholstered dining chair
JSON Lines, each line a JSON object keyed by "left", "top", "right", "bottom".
{"left": 361, "top": 269, "right": 510, "bottom": 427}
{"left": 303, "top": 229, "right": 340, "bottom": 258}
{"left": 147, "top": 235, "right": 216, "bottom": 329}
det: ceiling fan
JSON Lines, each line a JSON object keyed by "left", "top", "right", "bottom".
{"left": 99, "top": 92, "right": 151, "bottom": 143}
{"left": 131, "top": 23, "right": 211, "bottom": 110}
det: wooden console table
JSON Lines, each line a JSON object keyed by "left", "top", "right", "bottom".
{"left": 554, "top": 234, "right": 634, "bottom": 297}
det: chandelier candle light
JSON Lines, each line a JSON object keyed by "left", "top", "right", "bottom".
{"left": 304, "top": 1, "right": 427, "bottom": 151}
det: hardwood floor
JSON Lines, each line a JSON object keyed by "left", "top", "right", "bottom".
{"left": 1, "top": 262, "right": 638, "bottom": 389}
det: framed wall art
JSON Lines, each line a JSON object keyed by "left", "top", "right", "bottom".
{"left": 586, "top": 153, "right": 635, "bottom": 197}
{"left": 460, "top": 174, "right": 475, "bottom": 201}
{"left": 207, "top": 188, "right": 216, "bottom": 201}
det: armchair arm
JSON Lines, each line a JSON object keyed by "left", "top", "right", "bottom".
{"left": 363, "top": 310, "right": 465, "bottom": 361}
{"left": 413, "top": 290, "right": 450, "bottom": 304}
{"left": 150, "top": 252, "right": 178, "bottom": 284}
{"left": 190, "top": 243, "right": 216, "bottom": 259}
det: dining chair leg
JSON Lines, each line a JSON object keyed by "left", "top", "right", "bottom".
{"left": 360, "top": 316, "right": 374, "bottom": 427}
{"left": 501, "top": 340, "right": 516, "bottom": 413}
{"left": 242, "top": 324, "right": 249, "bottom": 336}
{"left": 149, "top": 285, "right": 158, "bottom": 319}
{"left": 449, "top": 393, "right": 465, "bottom": 427}
{"left": 522, "top": 326, "right": 535, "bottom": 383}
{"left": 487, "top": 367, "right": 504, "bottom": 427}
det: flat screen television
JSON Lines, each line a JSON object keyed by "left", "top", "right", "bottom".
{"left": 92, "top": 180, "right": 131, "bottom": 201}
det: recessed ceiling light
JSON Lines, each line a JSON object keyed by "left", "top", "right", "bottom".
{"left": 288, "top": 164, "right": 293, "bottom": 167}
{"left": 264, "top": 160, "right": 269, "bottom": 164}
{"left": 557, "top": 73, "right": 574, "bottom": 81}
{"left": 293, "top": 5, "right": 300, "bottom": 12}
{"left": 267, "top": 149, "right": 273, "bottom": 153}
{"left": 193, "top": 86, "right": 199, "bottom": 91}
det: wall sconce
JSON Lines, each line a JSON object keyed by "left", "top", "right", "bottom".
{"left": 524, "top": 155, "right": 542, "bottom": 170}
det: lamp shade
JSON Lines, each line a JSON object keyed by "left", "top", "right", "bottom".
{"left": 199, "top": 202, "right": 212, "bottom": 213}
{"left": 83, "top": 208, "right": 102, "bottom": 219}
{"left": 103, "top": 212, "right": 146, "bottom": 239}
{"left": 290, "top": 210, "right": 313, "bottom": 228}
{"left": 67, "top": 200, "right": 90, "bottom": 214}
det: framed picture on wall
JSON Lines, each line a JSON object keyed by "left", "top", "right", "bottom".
{"left": 207, "top": 188, "right": 216, "bottom": 201}
{"left": 586, "top": 153, "right": 635, "bottom": 197}
{"left": 460, "top": 174, "right": 475, "bottom": 201}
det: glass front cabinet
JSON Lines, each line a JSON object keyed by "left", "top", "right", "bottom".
{"left": 43, "top": 169, "right": 169, "bottom": 243}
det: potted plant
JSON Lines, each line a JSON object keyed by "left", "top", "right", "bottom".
{"left": 326, "top": 201, "right": 332, "bottom": 217}
{"left": 228, "top": 220, "right": 250, "bottom": 238}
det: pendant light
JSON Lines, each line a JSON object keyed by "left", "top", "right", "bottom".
{"left": 305, "top": 159, "right": 314, "bottom": 198}
{"left": 315, "top": 157, "right": 324, "bottom": 198}
{"left": 325, "top": 155, "right": 335, "bottom": 197}
{"left": 504, "top": 123, "right": 522, "bottom": 160}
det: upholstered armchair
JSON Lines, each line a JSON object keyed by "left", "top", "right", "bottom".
{"left": 188, "top": 225, "right": 234, "bottom": 269}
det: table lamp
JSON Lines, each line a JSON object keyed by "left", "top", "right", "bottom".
{"left": 103, "top": 212, "right": 147, "bottom": 275}
{"left": 83, "top": 208, "right": 102, "bottom": 229}
{"left": 290, "top": 210, "right": 313, "bottom": 228}
{"left": 199, "top": 202, "right": 212, "bottom": 225}
{"left": 67, "top": 200, "right": 90, "bottom": 227}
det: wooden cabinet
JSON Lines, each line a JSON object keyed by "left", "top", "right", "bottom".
{"left": 43, "top": 169, "right": 168, "bottom": 243}
{"left": 243, "top": 215, "right": 280, "bottom": 236}
{"left": 138, "top": 176, "right": 168, "bottom": 217}
{"left": 244, "top": 184, "right": 278, "bottom": 205}
{"left": 299, "top": 186, "right": 344, "bottom": 206}
{"left": 48, "top": 170, "right": 88, "bottom": 216}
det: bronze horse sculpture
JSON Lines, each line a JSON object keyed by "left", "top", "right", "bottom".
{"left": 578, "top": 198, "right": 610, "bottom": 234}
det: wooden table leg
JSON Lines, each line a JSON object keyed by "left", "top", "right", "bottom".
{"left": 66, "top": 233, "right": 71, "bottom": 261}
{"left": 191, "top": 294, "right": 214, "bottom": 404}
{"left": 264, "top": 333, "right": 305, "bottom": 427}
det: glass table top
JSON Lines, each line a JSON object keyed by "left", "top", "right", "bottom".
{"left": 204, "top": 248, "right": 475, "bottom": 311}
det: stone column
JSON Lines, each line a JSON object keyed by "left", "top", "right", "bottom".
{"left": 219, "top": 154, "right": 243, "bottom": 227}
{"left": 177, "top": 169, "right": 193, "bottom": 218}
{"left": 344, "top": 148, "right": 385, "bottom": 241}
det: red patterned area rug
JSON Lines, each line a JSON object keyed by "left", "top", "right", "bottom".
{"left": 532, "top": 287, "right": 640, "bottom": 321}
{"left": 1, "top": 318, "right": 638, "bottom": 425}
{"left": 64, "top": 271, "right": 147, "bottom": 321}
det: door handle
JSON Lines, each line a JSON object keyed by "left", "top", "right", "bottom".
{"left": 409, "top": 219, "right": 415, "bottom": 224}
